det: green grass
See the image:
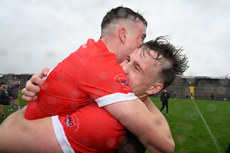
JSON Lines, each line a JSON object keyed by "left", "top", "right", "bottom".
{"left": 0, "top": 91, "right": 28, "bottom": 124}
{"left": 1, "top": 94, "right": 230, "bottom": 152}
{"left": 146, "top": 97, "right": 230, "bottom": 153}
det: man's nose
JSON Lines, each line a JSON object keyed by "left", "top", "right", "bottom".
{"left": 122, "top": 64, "right": 130, "bottom": 75}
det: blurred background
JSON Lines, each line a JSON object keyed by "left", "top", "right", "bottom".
{"left": 0, "top": 0, "right": 230, "bottom": 77}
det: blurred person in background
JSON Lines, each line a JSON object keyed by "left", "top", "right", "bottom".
{"left": 0, "top": 82, "right": 10, "bottom": 119}
{"left": 7, "top": 81, "right": 20, "bottom": 111}
{"left": 160, "top": 89, "right": 170, "bottom": 116}
{"left": 211, "top": 93, "right": 215, "bottom": 102}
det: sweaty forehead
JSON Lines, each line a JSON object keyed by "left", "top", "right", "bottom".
{"left": 134, "top": 48, "right": 159, "bottom": 60}
{"left": 135, "top": 48, "right": 163, "bottom": 71}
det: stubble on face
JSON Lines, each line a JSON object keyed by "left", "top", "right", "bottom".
{"left": 121, "top": 48, "right": 163, "bottom": 97}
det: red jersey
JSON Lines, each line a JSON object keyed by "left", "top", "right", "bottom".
{"left": 53, "top": 103, "right": 126, "bottom": 153}
{"left": 25, "top": 39, "right": 137, "bottom": 120}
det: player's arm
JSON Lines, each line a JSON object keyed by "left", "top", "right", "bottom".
{"left": 115, "top": 97, "right": 174, "bottom": 153}
{"left": 104, "top": 99, "right": 175, "bottom": 153}
{"left": 143, "top": 97, "right": 175, "bottom": 151}
{"left": 21, "top": 67, "right": 50, "bottom": 101}
{"left": 0, "top": 107, "right": 62, "bottom": 153}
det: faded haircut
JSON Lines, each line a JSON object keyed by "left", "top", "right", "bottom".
{"left": 140, "top": 36, "right": 189, "bottom": 88}
{"left": 101, "top": 6, "right": 147, "bottom": 33}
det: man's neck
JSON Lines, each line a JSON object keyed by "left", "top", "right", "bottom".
{"left": 100, "top": 37, "right": 121, "bottom": 64}
{"left": 138, "top": 94, "right": 149, "bottom": 102}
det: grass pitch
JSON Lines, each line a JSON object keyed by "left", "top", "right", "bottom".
{"left": 147, "top": 97, "right": 230, "bottom": 153}
{"left": 1, "top": 93, "right": 230, "bottom": 153}
{"left": 0, "top": 91, "right": 28, "bottom": 124}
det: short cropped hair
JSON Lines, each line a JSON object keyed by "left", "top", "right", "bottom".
{"left": 141, "top": 36, "right": 189, "bottom": 88}
{"left": 101, "top": 6, "right": 147, "bottom": 31}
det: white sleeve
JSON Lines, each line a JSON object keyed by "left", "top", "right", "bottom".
{"left": 96, "top": 93, "right": 137, "bottom": 107}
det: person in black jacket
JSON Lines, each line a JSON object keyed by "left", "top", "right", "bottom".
{"left": 160, "top": 89, "right": 170, "bottom": 116}
{"left": 7, "top": 81, "right": 20, "bottom": 111}
{"left": 211, "top": 94, "right": 215, "bottom": 102}
{"left": 0, "top": 82, "right": 10, "bottom": 119}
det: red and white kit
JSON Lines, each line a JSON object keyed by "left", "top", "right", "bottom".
{"left": 25, "top": 39, "right": 137, "bottom": 119}
{"left": 52, "top": 103, "right": 126, "bottom": 153}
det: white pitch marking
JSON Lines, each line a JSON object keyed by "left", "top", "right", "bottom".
{"left": 192, "top": 100, "right": 222, "bottom": 153}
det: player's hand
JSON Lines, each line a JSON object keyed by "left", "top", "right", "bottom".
{"left": 22, "top": 67, "right": 50, "bottom": 101}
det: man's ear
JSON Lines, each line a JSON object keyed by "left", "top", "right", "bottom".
{"left": 118, "top": 27, "right": 127, "bottom": 44}
{"left": 146, "top": 83, "right": 164, "bottom": 95}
